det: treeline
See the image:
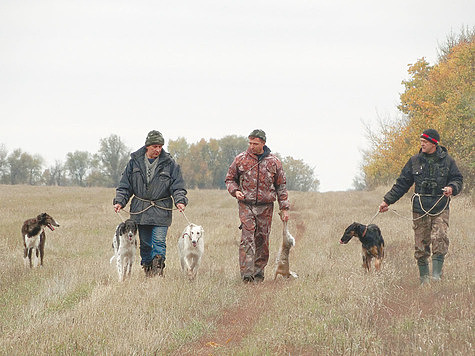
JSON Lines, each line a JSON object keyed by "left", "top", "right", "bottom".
{"left": 0, "top": 135, "right": 320, "bottom": 191}
{"left": 360, "top": 27, "right": 474, "bottom": 191}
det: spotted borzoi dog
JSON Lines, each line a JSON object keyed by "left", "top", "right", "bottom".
{"left": 22, "top": 213, "right": 60, "bottom": 268}
{"left": 110, "top": 219, "right": 138, "bottom": 281}
{"left": 178, "top": 223, "right": 204, "bottom": 280}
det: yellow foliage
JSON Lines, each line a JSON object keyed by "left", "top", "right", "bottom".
{"left": 364, "top": 37, "right": 474, "bottom": 190}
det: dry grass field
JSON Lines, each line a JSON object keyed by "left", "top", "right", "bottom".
{"left": 0, "top": 185, "right": 473, "bottom": 355}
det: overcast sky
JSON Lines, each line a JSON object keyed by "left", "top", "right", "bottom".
{"left": 0, "top": 1, "right": 473, "bottom": 191}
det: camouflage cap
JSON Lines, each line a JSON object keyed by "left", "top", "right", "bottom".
{"left": 248, "top": 129, "right": 266, "bottom": 142}
{"left": 145, "top": 130, "right": 165, "bottom": 146}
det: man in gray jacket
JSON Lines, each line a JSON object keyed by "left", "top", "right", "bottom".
{"left": 114, "top": 130, "right": 188, "bottom": 277}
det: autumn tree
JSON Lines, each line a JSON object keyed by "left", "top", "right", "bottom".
{"left": 362, "top": 28, "right": 475, "bottom": 190}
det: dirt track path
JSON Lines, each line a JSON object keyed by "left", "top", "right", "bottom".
{"left": 175, "top": 213, "right": 306, "bottom": 356}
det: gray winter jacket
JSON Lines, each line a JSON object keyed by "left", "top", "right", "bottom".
{"left": 113, "top": 147, "right": 188, "bottom": 226}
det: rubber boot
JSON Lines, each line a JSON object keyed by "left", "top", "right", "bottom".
{"left": 432, "top": 254, "right": 444, "bottom": 281}
{"left": 417, "top": 259, "right": 430, "bottom": 285}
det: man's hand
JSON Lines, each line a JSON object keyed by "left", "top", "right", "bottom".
{"left": 442, "top": 186, "right": 453, "bottom": 197}
{"left": 114, "top": 203, "right": 122, "bottom": 213}
{"left": 235, "top": 191, "right": 245, "bottom": 200}
{"left": 280, "top": 209, "right": 289, "bottom": 222}
{"left": 176, "top": 203, "right": 186, "bottom": 212}
{"left": 379, "top": 201, "right": 389, "bottom": 213}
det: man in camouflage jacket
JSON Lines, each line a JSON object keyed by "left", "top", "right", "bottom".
{"left": 225, "top": 129, "right": 290, "bottom": 283}
{"left": 379, "top": 129, "right": 463, "bottom": 284}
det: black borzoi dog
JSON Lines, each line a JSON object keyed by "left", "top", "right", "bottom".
{"left": 340, "top": 222, "right": 384, "bottom": 272}
{"left": 22, "top": 213, "right": 60, "bottom": 268}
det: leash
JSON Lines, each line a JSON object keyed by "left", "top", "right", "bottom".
{"left": 121, "top": 196, "right": 177, "bottom": 215}
{"left": 390, "top": 194, "right": 450, "bottom": 222}
{"left": 180, "top": 210, "right": 192, "bottom": 225}
{"left": 117, "top": 196, "right": 193, "bottom": 225}
{"left": 370, "top": 193, "right": 451, "bottom": 223}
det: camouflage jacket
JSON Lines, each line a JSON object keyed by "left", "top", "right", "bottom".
{"left": 225, "top": 146, "right": 290, "bottom": 210}
{"left": 383, "top": 145, "right": 463, "bottom": 214}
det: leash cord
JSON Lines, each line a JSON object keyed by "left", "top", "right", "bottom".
{"left": 116, "top": 195, "right": 193, "bottom": 225}
{"left": 372, "top": 193, "right": 450, "bottom": 223}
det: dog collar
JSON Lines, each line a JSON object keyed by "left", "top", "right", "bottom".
{"left": 362, "top": 227, "right": 367, "bottom": 238}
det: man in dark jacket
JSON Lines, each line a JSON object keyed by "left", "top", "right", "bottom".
{"left": 225, "top": 129, "right": 290, "bottom": 283}
{"left": 113, "top": 130, "right": 188, "bottom": 277}
{"left": 379, "top": 129, "right": 463, "bottom": 284}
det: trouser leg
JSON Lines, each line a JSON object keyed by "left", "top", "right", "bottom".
{"left": 238, "top": 203, "right": 256, "bottom": 279}
{"left": 254, "top": 204, "right": 274, "bottom": 278}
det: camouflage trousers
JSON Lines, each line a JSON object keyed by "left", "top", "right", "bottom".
{"left": 412, "top": 210, "right": 449, "bottom": 261}
{"left": 238, "top": 202, "right": 274, "bottom": 278}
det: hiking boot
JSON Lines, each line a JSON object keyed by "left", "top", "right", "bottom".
{"left": 254, "top": 272, "right": 264, "bottom": 283}
{"left": 152, "top": 255, "right": 165, "bottom": 277}
{"left": 242, "top": 275, "right": 254, "bottom": 283}
{"left": 142, "top": 264, "right": 153, "bottom": 277}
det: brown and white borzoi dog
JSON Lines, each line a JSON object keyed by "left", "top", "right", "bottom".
{"left": 110, "top": 219, "right": 138, "bottom": 281}
{"left": 22, "top": 213, "right": 60, "bottom": 268}
{"left": 178, "top": 223, "right": 204, "bottom": 280}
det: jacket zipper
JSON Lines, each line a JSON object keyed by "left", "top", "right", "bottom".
{"left": 255, "top": 159, "right": 260, "bottom": 205}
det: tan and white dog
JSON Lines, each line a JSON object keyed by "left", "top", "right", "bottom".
{"left": 178, "top": 223, "right": 204, "bottom": 280}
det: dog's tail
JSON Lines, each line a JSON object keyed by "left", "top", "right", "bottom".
{"left": 109, "top": 255, "right": 116, "bottom": 264}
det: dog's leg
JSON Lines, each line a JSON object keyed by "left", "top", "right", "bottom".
{"left": 362, "top": 246, "right": 373, "bottom": 272}
{"left": 117, "top": 257, "right": 123, "bottom": 282}
{"left": 375, "top": 258, "right": 382, "bottom": 271}
{"left": 27, "top": 248, "right": 33, "bottom": 268}
{"left": 39, "top": 232, "right": 46, "bottom": 266}
{"left": 23, "top": 246, "right": 29, "bottom": 267}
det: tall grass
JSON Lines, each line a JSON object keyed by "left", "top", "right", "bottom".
{"left": 0, "top": 185, "right": 473, "bottom": 355}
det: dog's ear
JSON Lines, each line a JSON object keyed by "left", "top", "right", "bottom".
{"left": 117, "top": 222, "right": 126, "bottom": 236}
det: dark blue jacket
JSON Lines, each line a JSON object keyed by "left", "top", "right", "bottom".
{"left": 383, "top": 145, "right": 463, "bottom": 214}
{"left": 113, "top": 147, "right": 188, "bottom": 226}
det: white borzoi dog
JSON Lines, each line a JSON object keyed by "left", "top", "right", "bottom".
{"left": 22, "top": 213, "right": 60, "bottom": 268}
{"left": 178, "top": 223, "right": 204, "bottom": 280}
{"left": 110, "top": 219, "right": 138, "bottom": 282}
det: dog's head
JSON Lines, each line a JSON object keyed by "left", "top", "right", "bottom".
{"left": 340, "top": 222, "right": 360, "bottom": 244}
{"left": 118, "top": 219, "right": 138, "bottom": 243}
{"left": 37, "top": 213, "right": 60, "bottom": 231}
{"left": 183, "top": 223, "right": 204, "bottom": 247}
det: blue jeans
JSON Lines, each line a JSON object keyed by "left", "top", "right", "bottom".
{"left": 138, "top": 225, "right": 168, "bottom": 266}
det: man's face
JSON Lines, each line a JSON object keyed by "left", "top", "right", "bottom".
{"left": 248, "top": 137, "right": 265, "bottom": 155}
{"left": 420, "top": 138, "right": 436, "bottom": 154}
{"left": 146, "top": 144, "right": 163, "bottom": 159}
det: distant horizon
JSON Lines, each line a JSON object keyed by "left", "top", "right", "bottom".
{"left": 1, "top": 1, "right": 472, "bottom": 191}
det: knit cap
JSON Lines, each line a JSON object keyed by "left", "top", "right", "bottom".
{"left": 145, "top": 130, "right": 165, "bottom": 146}
{"left": 420, "top": 129, "right": 440, "bottom": 145}
{"left": 248, "top": 129, "right": 266, "bottom": 142}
